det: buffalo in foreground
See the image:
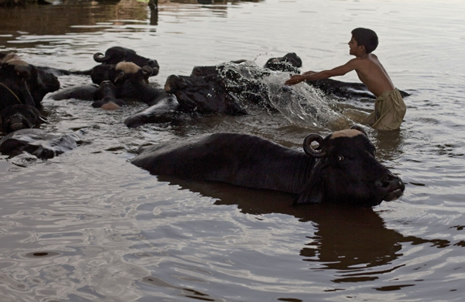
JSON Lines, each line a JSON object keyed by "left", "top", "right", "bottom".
{"left": 131, "top": 127, "right": 405, "bottom": 206}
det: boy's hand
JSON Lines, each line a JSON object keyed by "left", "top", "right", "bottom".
{"left": 285, "top": 74, "right": 305, "bottom": 86}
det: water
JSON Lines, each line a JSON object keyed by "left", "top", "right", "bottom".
{"left": 1, "top": 0, "right": 465, "bottom": 301}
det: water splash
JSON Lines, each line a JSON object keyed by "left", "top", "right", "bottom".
{"left": 265, "top": 72, "right": 352, "bottom": 130}
{"left": 216, "top": 61, "right": 352, "bottom": 130}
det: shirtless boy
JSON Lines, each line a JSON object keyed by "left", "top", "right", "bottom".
{"left": 285, "top": 28, "right": 406, "bottom": 130}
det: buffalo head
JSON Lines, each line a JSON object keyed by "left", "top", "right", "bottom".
{"left": 297, "top": 127, "right": 405, "bottom": 206}
{"left": 0, "top": 59, "right": 59, "bottom": 110}
{"left": 0, "top": 59, "right": 36, "bottom": 111}
{"left": 1, "top": 104, "right": 44, "bottom": 134}
{"left": 264, "top": 52, "right": 302, "bottom": 73}
{"left": 112, "top": 62, "right": 153, "bottom": 100}
{"left": 93, "top": 47, "right": 160, "bottom": 76}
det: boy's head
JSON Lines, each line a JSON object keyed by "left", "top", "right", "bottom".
{"left": 351, "top": 28, "right": 378, "bottom": 54}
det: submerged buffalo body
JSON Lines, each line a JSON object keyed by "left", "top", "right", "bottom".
{"left": 165, "top": 74, "right": 246, "bottom": 115}
{"left": 0, "top": 128, "right": 78, "bottom": 159}
{"left": 131, "top": 128, "right": 405, "bottom": 206}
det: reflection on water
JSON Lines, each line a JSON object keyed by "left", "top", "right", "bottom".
{"left": 164, "top": 176, "right": 450, "bottom": 279}
{"left": 1, "top": 0, "right": 465, "bottom": 301}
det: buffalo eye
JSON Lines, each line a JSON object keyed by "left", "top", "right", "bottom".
{"left": 338, "top": 155, "right": 344, "bottom": 161}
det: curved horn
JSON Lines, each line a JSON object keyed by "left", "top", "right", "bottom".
{"left": 350, "top": 125, "right": 368, "bottom": 137}
{"left": 303, "top": 134, "right": 327, "bottom": 158}
{"left": 93, "top": 52, "right": 108, "bottom": 63}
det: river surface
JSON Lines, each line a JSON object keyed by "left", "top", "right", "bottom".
{"left": 1, "top": 0, "right": 465, "bottom": 301}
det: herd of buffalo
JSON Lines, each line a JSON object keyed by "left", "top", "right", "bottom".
{"left": 0, "top": 47, "right": 405, "bottom": 206}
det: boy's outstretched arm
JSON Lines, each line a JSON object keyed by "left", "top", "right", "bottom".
{"left": 285, "top": 59, "right": 357, "bottom": 86}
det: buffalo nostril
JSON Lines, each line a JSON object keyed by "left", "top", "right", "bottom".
{"left": 376, "top": 174, "right": 396, "bottom": 188}
{"left": 375, "top": 179, "right": 386, "bottom": 188}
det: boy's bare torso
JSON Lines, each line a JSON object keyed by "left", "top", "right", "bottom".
{"left": 353, "top": 54, "right": 395, "bottom": 97}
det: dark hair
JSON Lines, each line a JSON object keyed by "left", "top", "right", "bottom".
{"left": 351, "top": 28, "right": 378, "bottom": 53}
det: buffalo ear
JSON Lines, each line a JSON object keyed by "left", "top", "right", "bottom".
{"left": 293, "top": 176, "right": 325, "bottom": 205}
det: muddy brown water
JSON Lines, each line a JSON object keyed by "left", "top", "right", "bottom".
{"left": 1, "top": 0, "right": 465, "bottom": 301}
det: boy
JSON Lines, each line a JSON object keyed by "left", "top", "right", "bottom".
{"left": 285, "top": 28, "right": 406, "bottom": 131}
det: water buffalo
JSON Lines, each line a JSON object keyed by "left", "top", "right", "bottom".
{"left": 52, "top": 62, "right": 164, "bottom": 105}
{"left": 0, "top": 59, "right": 36, "bottom": 110}
{"left": 162, "top": 58, "right": 288, "bottom": 117}
{"left": 81, "top": 47, "right": 160, "bottom": 84}
{"left": 1, "top": 104, "right": 44, "bottom": 134}
{"left": 0, "top": 128, "right": 78, "bottom": 159}
{"left": 0, "top": 59, "right": 57, "bottom": 133}
{"left": 65, "top": 47, "right": 160, "bottom": 84}
{"left": 124, "top": 67, "right": 249, "bottom": 127}
{"left": 164, "top": 74, "right": 247, "bottom": 115}
{"left": 189, "top": 59, "right": 280, "bottom": 108}
{"left": 93, "top": 46, "right": 159, "bottom": 72}
{"left": 0, "top": 59, "right": 60, "bottom": 109}
{"left": 131, "top": 127, "right": 405, "bottom": 206}
{"left": 111, "top": 62, "right": 161, "bottom": 103}
{"left": 264, "top": 52, "right": 302, "bottom": 73}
